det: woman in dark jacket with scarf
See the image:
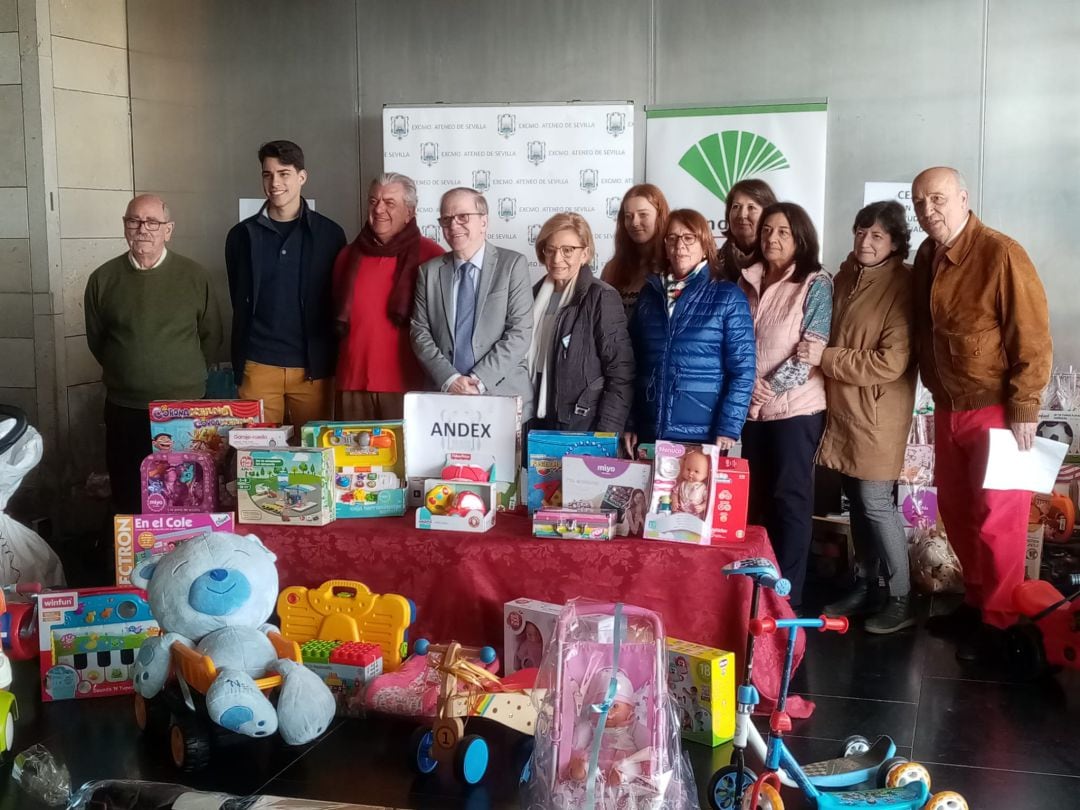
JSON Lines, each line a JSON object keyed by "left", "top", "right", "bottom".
{"left": 627, "top": 209, "right": 756, "bottom": 454}
{"left": 526, "top": 213, "right": 634, "bottom": 433}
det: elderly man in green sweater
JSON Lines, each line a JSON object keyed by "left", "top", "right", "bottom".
{"left": 84, "top": 194, "right": 222, "bottom": 515}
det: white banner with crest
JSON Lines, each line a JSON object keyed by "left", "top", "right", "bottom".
{"left": 383, "top": 103, "right": 635, "bottom": 281}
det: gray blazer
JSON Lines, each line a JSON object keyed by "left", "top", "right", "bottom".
{"left": 410, "top": 241, "right": 535, "bottom": 419}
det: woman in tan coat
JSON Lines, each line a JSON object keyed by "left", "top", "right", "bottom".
{"left": 799, "top": 200, "right": 916, "bottom": 633}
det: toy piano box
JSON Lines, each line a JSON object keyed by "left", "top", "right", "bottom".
{"left": 666, "top": 637, "right": 735, "bottom": 746}
{"left": 710, "top": 456, "right": 750, "bottom": 544}
{"left": 148, "top": 399, "right": 264, "bottom": 463}
{"left": 416, "top": 480, "right": 496, "bottom": 533}
{"left": 235, "top": 447, "right": 335, "bottom": 525}
{"left": 38, "top": 587, "right": 159, "bottom": 702}
{"left": 300, "top": 421, "right": 406, "bottom": 518}
{"left": 403, "top": 392, "right": 522, "bottom": 511}
{"left": 532, "top": 507, "right": 617, "bottom": 541}
{"left": 561, "top": 455, "right": 652, "bottom": 537}
{"left": 113, "top": 512, "right": 234, "bottom": 586}
{"left": 644, "top": 441, "right": 719, "bottom": 545}
{"left": 139, "top": 451, "right": 217, "bottom": 514}
{"left": 526, "top": 430, "right": 619, "bottom": 515}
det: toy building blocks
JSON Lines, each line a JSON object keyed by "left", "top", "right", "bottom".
{"left": 38, "top": 587, "right": 159, "bottom": 702}
{"left": 140, "top": 451, "right": 217, "bottom": 514}
{"left": 561, "top": 455, "right": 652, "bottom": 537}
{"left": 301, "top": 421, "right": 406, "bottom": 518}
{"left": 235, "top": 448, "right": 335, "bottom": 525}
{"left": 300, "top": 639, "right": 384, "bottom": 716}
{"left": 526, "top": 431, "right": 619, "bottom": 515}
{"left": 113, "top": 513, "right": 234, "bottom": 586}
{"left": 532, "top": 507, "right": 617, "bottom": 541}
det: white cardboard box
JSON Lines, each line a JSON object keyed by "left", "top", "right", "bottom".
{"left": 503, "top": 598, "right": 562, "bottom": 674}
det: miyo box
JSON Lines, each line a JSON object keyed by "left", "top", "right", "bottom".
{"left": 666, "top": 637, "right": 735, "bottom": 746}
{"left": 114, "top": 513, "right": 235, "bottom": 586}
{"left": 503, "top": 598, "right": 562, "bottom": 675}
{"left": 525, "top": 431, "right": 619, "bottom": 515}
{"left": 561, "top": 455, "right": 652, "bottom": 537}
{"left": 710, "top": 457, "right": 750, "bottom": 544}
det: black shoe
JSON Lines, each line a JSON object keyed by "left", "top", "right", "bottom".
{"left": 824, "top": 579, "right": 886, "bottom": 618}
{"left": 925, "top": 603, "right": 981, "bottom": 638}
{"left": 956, "top": 623, "right": 1008, "bottom": 664}
{"left": 865, "top": 596, "right": 916, "bottom": 635}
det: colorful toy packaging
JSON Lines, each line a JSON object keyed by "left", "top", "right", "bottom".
{"left": 665, "top": 637, "right": 735, "bottom": 747}
{"left": 235, "top": 447, "right": 335, "bottom": 525}
{"left": 898, "top": 484, "right": 939, "bottom": 538}
{"left": 710, "top": 456, "right": 750, "bottom": 544}
{"left": 504, "top": 597, "right": 562, "bottom": 675}
{"left": 38, "top": 587, "right": 159, "bottom": 701}
{"left": 644, "top": 441, "right": 719, "bottom": 544}
{"left": 532, "top": 507, "right": 617, "bottom": 541}
{"left": 299, "top": 640, "right": 383, "bottom": 717}
{"left": 561, "top": 455, "right": 652, "bottom": 537}
{"left": 404, "top": 392, "right": 522, "bottom": 510}
{"left": 113, "top": 512, "right": 234, "bottom": 586}
{"left": 227, "top": 425, "right": 294, "bottom": 449}
{"left": 415, "top": 480, "right": 496, "bottom": 533}
{"left": 1037, "top": 408, "right": 1080, "bottom": 455}
{"left": 139, "top": 451, "right": 217, "bottom": 513}
{"left": 300, "top": 421, "right": 406, "bottom": 518}
{"left": 526, "top": 431, "right": 620, "bottom": 515}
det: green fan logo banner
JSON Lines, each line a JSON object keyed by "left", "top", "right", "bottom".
{"left": 645, "top": 103, "right": 827, "bottom": 247}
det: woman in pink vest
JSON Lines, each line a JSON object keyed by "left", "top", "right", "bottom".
{"left": 739, "top": 202, "right": 833, "bottom": 608}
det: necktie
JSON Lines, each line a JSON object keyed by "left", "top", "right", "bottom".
{"left": 453, "top": 262, "right": 477, "bottom": 374}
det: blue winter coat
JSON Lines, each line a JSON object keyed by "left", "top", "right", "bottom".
{"left": 630, "top": 268, "right": 756, "bottom": 442}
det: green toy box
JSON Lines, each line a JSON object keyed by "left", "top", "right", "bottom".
{"left": 666, "top": 637, "right": 735, "bottom": 746}
{"left": 235, "top": 448, "right": 335, "bottom": 525}
{"left": 300, "top": 421, "right": 407, "bottom": 518}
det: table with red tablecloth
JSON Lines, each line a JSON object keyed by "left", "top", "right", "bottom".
{"left": 257, "top": 513, "right": 807, "bottom": 712}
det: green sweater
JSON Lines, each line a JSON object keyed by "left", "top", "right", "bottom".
{"left": 84, "top": 251, "right": 223, "bottom": 409}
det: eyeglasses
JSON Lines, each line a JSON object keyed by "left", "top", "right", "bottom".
{"left": 122, "top": 217, "right": 169, "bottom": 231}
{"left": 542, "top": 245, "right": 586, "bottom": 261}
{"left": 437, "top": 212, "right": 484, "bottom": 228}
{"left": 664, "top": 233, "right": 699, "bottom": 247}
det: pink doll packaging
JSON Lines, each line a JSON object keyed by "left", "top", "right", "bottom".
{"left": 504, "top": 597, "right": 562, "bottom": 675}
{"left": 644, "top": 441, "right": 719, "bottom": 545}
{"left": 139, "top": 451, "right": 217, "bottom": 514}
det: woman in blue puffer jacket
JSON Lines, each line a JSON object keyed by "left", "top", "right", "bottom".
{"left": 627, "top": 208, "right": 756, "bottom": 454}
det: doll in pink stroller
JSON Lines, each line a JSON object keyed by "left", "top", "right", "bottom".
{"left": 523, "top": 601, "right": 695, "bottom": 810}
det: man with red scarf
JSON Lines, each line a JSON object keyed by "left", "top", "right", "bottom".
{"left": 334, "top": 173, "right": 443, "bottom": 420}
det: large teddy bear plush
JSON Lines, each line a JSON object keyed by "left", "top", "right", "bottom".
{"left": 130, "top": 532, "right": 335, "bottom": 745}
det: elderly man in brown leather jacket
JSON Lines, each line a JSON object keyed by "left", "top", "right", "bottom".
{"left": 911, "top": 166, "right": 1052, "bottom": 665}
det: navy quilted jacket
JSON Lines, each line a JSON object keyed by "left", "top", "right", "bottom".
{"left": 630, "top": 268, "right": 756, "bottom": 442}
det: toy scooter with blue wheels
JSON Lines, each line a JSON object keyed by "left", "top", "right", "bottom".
{"left": 708, "top": 559, "right": 906, "bottom": 810}
{"left": 742, "top": 615, "right": 967, "bottom": 810}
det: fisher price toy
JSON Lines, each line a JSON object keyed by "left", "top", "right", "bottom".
{"left": 304, "top": 421, "right": 406, "bottom": 517}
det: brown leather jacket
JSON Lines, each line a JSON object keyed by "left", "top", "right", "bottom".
{"left": 912, "top": 213, "right": 1051, "bottom": 424}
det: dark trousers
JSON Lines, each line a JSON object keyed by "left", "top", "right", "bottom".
{"left": 104, "top": 400, "right": 151, "bottom": 516}
{"left": 742, "top": 412, "right": 825, "bottom": 606}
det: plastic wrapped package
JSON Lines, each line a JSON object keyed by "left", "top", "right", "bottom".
{"left": 522, "top": 601, "right": 696, "bottom": 810}
{"left": 67, "top": 780, "right": 380, "bottom": 808}
{"left": 909, "top": 526, "right": 964, "bottom": 594}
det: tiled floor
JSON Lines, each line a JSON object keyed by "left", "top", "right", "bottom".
{"left": 2, "top": 593, "right": 1079, "bottom": 809}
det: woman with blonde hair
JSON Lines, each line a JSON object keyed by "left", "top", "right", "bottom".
{"left": 601, "top": 184, "right": 670, "bottom": 319}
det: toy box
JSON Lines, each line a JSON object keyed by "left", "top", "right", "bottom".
{"left": 1037, "top": 409, "right": 1080, "bottom": 455}
{"left": 561, "top": 455, "right": 652, "bottom": 537}
{"left": 299, "top": 640, "right": 383, "bottom": 717}
{"left": 666, "top": 637, "right": 735, "bottom": 746}
{"left": 1026, "top": 522, "right": 1045, "bottom": 580}
{"left": 113, "top": 512, "right": 234, "bottom": 586}
{"left": 532, "top": 507, "right": 617, "bottom": 540}
{"left": 504, "top": 597, "right": 562, "bottom": 675}
{"left": 415, "top": 479, "right": 496, "bottom": 533}
{"left": 38, "top": 587, "right": 159, "bottom": 701}
{"left": 300, "top": 421, "right": 406, "bottom": 518}
{"left": 710, "top": 456, "right": 750, "bottom": 544}
{"left": 644, "top": 441, "right": 719, "bottom": 544}
{"left": 526, "top": 431, "right": 620, "bottom": 515}
{"left": 149, "top": 399, "right": 265, "bottom": 461}
{"left": 227, "top": 425, "right": 294, "bottom": 449}
{"left": 139, "top": 451, "right": 217, "bottom": 513}
{"left": 404, "top": 392, "right": 522, "bottom": 510}
{"left": 235, "top": 447, "right": 335, "bottom": 525}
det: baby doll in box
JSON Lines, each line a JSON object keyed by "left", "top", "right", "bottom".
{"left": 568, "top": 668, "right": 651, "bottom": 786}
{"left": 670, "top": 450, "right": 710, "bottom": 518}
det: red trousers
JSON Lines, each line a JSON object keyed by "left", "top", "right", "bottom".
{"left": 935, "top": 405, "right": 1030, "bottom": 628}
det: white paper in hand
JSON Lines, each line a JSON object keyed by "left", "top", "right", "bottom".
{"left": 982, "top": 428, "right": 1068, "bottom": 494}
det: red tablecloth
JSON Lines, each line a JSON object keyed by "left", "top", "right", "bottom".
{"left": 257, "top": 514, "right": 807, "bottom": 712}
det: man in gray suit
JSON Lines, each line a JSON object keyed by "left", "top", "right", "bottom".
{"left": 410, "top": 187, "right": 535, "bottom": 418}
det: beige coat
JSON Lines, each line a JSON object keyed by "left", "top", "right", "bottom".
{"left": 816, "top": 254, "right": 916, "bottom": 481}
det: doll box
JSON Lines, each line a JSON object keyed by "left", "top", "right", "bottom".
{"left": 503, "top": 598, "right": 562, "bottom": 675}
{"left": 644, "top": 441, "right": 719, "bottom": 545}
{"left": 404, "top": 392, "right": 522, "bottom": 510}
{"left": 235, "top": 448, "right": 336, "bottom": 525}
{"left": 526, "top": 431, "right": 620, "bottom": 515}
{"left": 38, "top": 587, "right": 159, "bottom": 702}
{"left": 301, "top": 421, "right": 407, "bottom": 518}
{"left": 709, "top": 457, "right": 750, "bottom": 544}
{"left": 415, "top": 480, "right": 496, "bottom": 533}
{"left": 533, "top": 508, "right": 617, "bottom": 541}
{"left": 227, "top": 425, "right": 294, "bottom": 449}
{"left": 113, "top": 512, "right": 234, "bottom": 586}
{"left": 140, "top": 451, "right": 217, "bottom": 514}
{"left": 665, "top": 637, "right": 735, "bottom": 747}
{"left": 561, "top": 455, "right": 652, "bottom": 537}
